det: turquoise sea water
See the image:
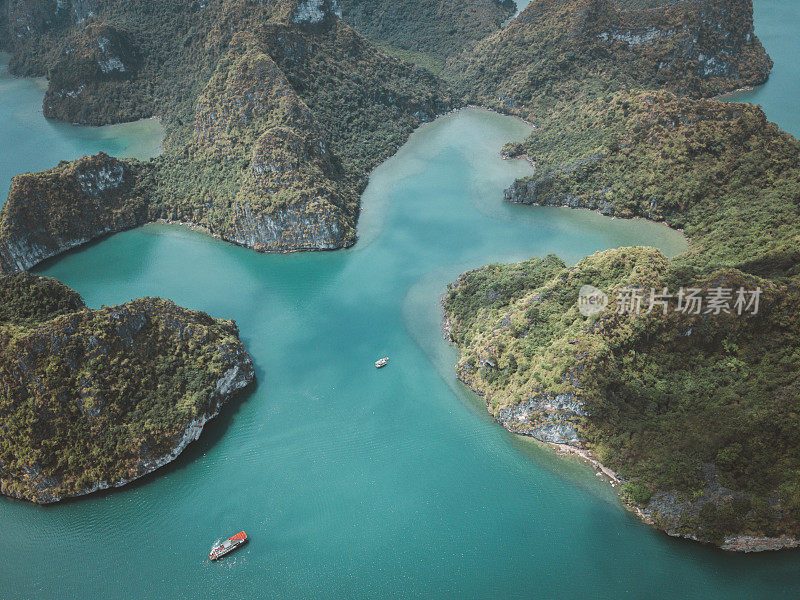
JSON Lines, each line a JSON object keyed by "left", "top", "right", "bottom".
{"left": 0, "top": 53, "right": 163, "bottom": 204}
{"left": 724, "top": 0, "right": 800, "bottom": 138}
{"left": 0, "top": 3, "right": 799, "bottom": 597}
{"left": 514, "top": 0, "right": 532, "bottom": 14}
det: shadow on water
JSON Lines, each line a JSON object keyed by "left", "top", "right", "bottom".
{"left": 35, "top": 221, "right": 355, "bottom": 314}
{"left": 32, "top": 227, "right": 152, "bottom": 278}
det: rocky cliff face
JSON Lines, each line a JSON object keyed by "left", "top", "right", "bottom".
{"left": 223, "top": 198, "right": 351, "bottom": 251}
{"left": 0, "top": 274, "right": 256, "bottom": 503}
{"left": 150, "top": 15, "right": 443, "bottom": 252}
{"left": 289, "top": 0, "right": 341, "bottom": 24}
{"left": 593, "top": 0, "right": 771, "bottom": 88}
{"left": 168, "top": 39, "right": 358, "bottom": 250}
{"left": 503, "top": 155, "right": 610, "bottom": 213}
{"left": 495, "top": 393, "right": 587, "bottom": 445}
{"left": 0, "top": 153, "right": 147, "bottom": 275}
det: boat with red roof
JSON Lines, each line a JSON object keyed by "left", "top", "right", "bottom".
{"left": 209, "top": 531, "right": 248, "bottom": 561}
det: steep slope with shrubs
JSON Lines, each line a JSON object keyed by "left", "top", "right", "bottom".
{"left": 42, "top": 22, "right": 141, "bottom": 123}
{"left": 0, "top": 273, "right": 255, "bottom": 503}
{"left": 446, "top": 0, "right": 771, "bottom": 117}
{"left": 444, "top": 65, "right": 800, "bottom": 548}
{"left": 0, "top": 0, "right": 445, "bottom": 265}
{"left": 502, "top": 90, "right": 800, "bottom": 279}
{"left": 338, "top": 0, "right": 516, "bottom": 72}
{"left": 153, "top": 39, "right": 358, "bottom": 251}
{"left": 0, "top": 153, "right": 149, "bottom": 275}
{"left": 0, "top": 0, "right": 770, "bottom": 265}
{"left": 445, "top": 248, "right": 800, "bottom": 549}
{"left": 3, "top": 0, "right": 221, "bottom": 127}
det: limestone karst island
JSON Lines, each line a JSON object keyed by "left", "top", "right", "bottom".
{"left": 1, "top": 0, "right": 799, "bottom": 597}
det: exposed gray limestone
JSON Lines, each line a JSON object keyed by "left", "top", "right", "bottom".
{"left": 226, "top": 201, "right": 349, "bottom": 252}
{"left": 598, "top": 27, "right": 673, "bottom": 45}
{"left": 2, "top": 231, "right": 107, "bottom": 273}
{"left": 97, "top": 56, "right": 126, "bottom": 73}
{"left": 77, "top": 162, "right": 126, "bottom": 196}
{"left": 496, "top": 393, "right": 587, "bottom": 446}
{"left": 0, "top": 154, "right": 144, "bottom": 275}
{"left": 290, "top": 0, "right": 340, "bottom": 24}
{"left": 721, "top": 535, "right": 800, "bottom": 552}
{"left": 71, "top": 0, "right": 96, "bottom": 23}
{"left": 504, "top": 156, "right": 611, "bottom": 215}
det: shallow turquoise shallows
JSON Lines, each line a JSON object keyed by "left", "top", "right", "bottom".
{"left": 2, "top": 2, "right": 800, "bottom": 597}
{"left": 0, "top": 53, "right": 163, "bottom": 204}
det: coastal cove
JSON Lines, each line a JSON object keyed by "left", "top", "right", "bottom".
{"left": 0, "top": 98, "right": 798, "bottom": 596}
{"left": 0, "top": 53, "right": 163, "bottom": 204}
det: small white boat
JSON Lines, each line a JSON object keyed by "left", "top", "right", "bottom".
{"left": 375, "top": 357, "right": 389, "bottom": 368}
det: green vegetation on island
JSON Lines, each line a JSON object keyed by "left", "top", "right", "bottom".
{"left": 0, "top": 0, "right": 770, "bottom": 266}
{"left": 0, "top": 0, "right": 446, "bottom": 260}
{"left": 445, "top": 0, "right": 771, "bottom": 118}
{"left": 338, "top": 0, "right": 516, "bottom": 72}
{"left": 503, "top": 90, "right": 800, "bottom": 278}
{"left": 0, "top": 153, "right": 149, "bottom": 274}
{"left": 3, "top": 0, "right": 800, "bottom": 552}
{"left": 0, "top": 273, "right": 255, "bottom": 503}
{"left": 443, "top": 3, "right": 800, "bottom": 548}
{"left": 153, "top": 36, "right": 359, "bottom": 250}
{"left": 445, "top": 247, "right": 800, "bottom": 547}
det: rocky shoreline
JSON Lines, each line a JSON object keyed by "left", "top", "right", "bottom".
{"left": 502, "top": 167, "right": 685, "bottom": 237}
{"left": 460, "top": 365, "right": 800, "bottom": 552}
{"left": 0, "top": 150, "right": 360, "bottom": 276}
{"left": 442, "top": 290, "right": 800, "bottom": 553}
